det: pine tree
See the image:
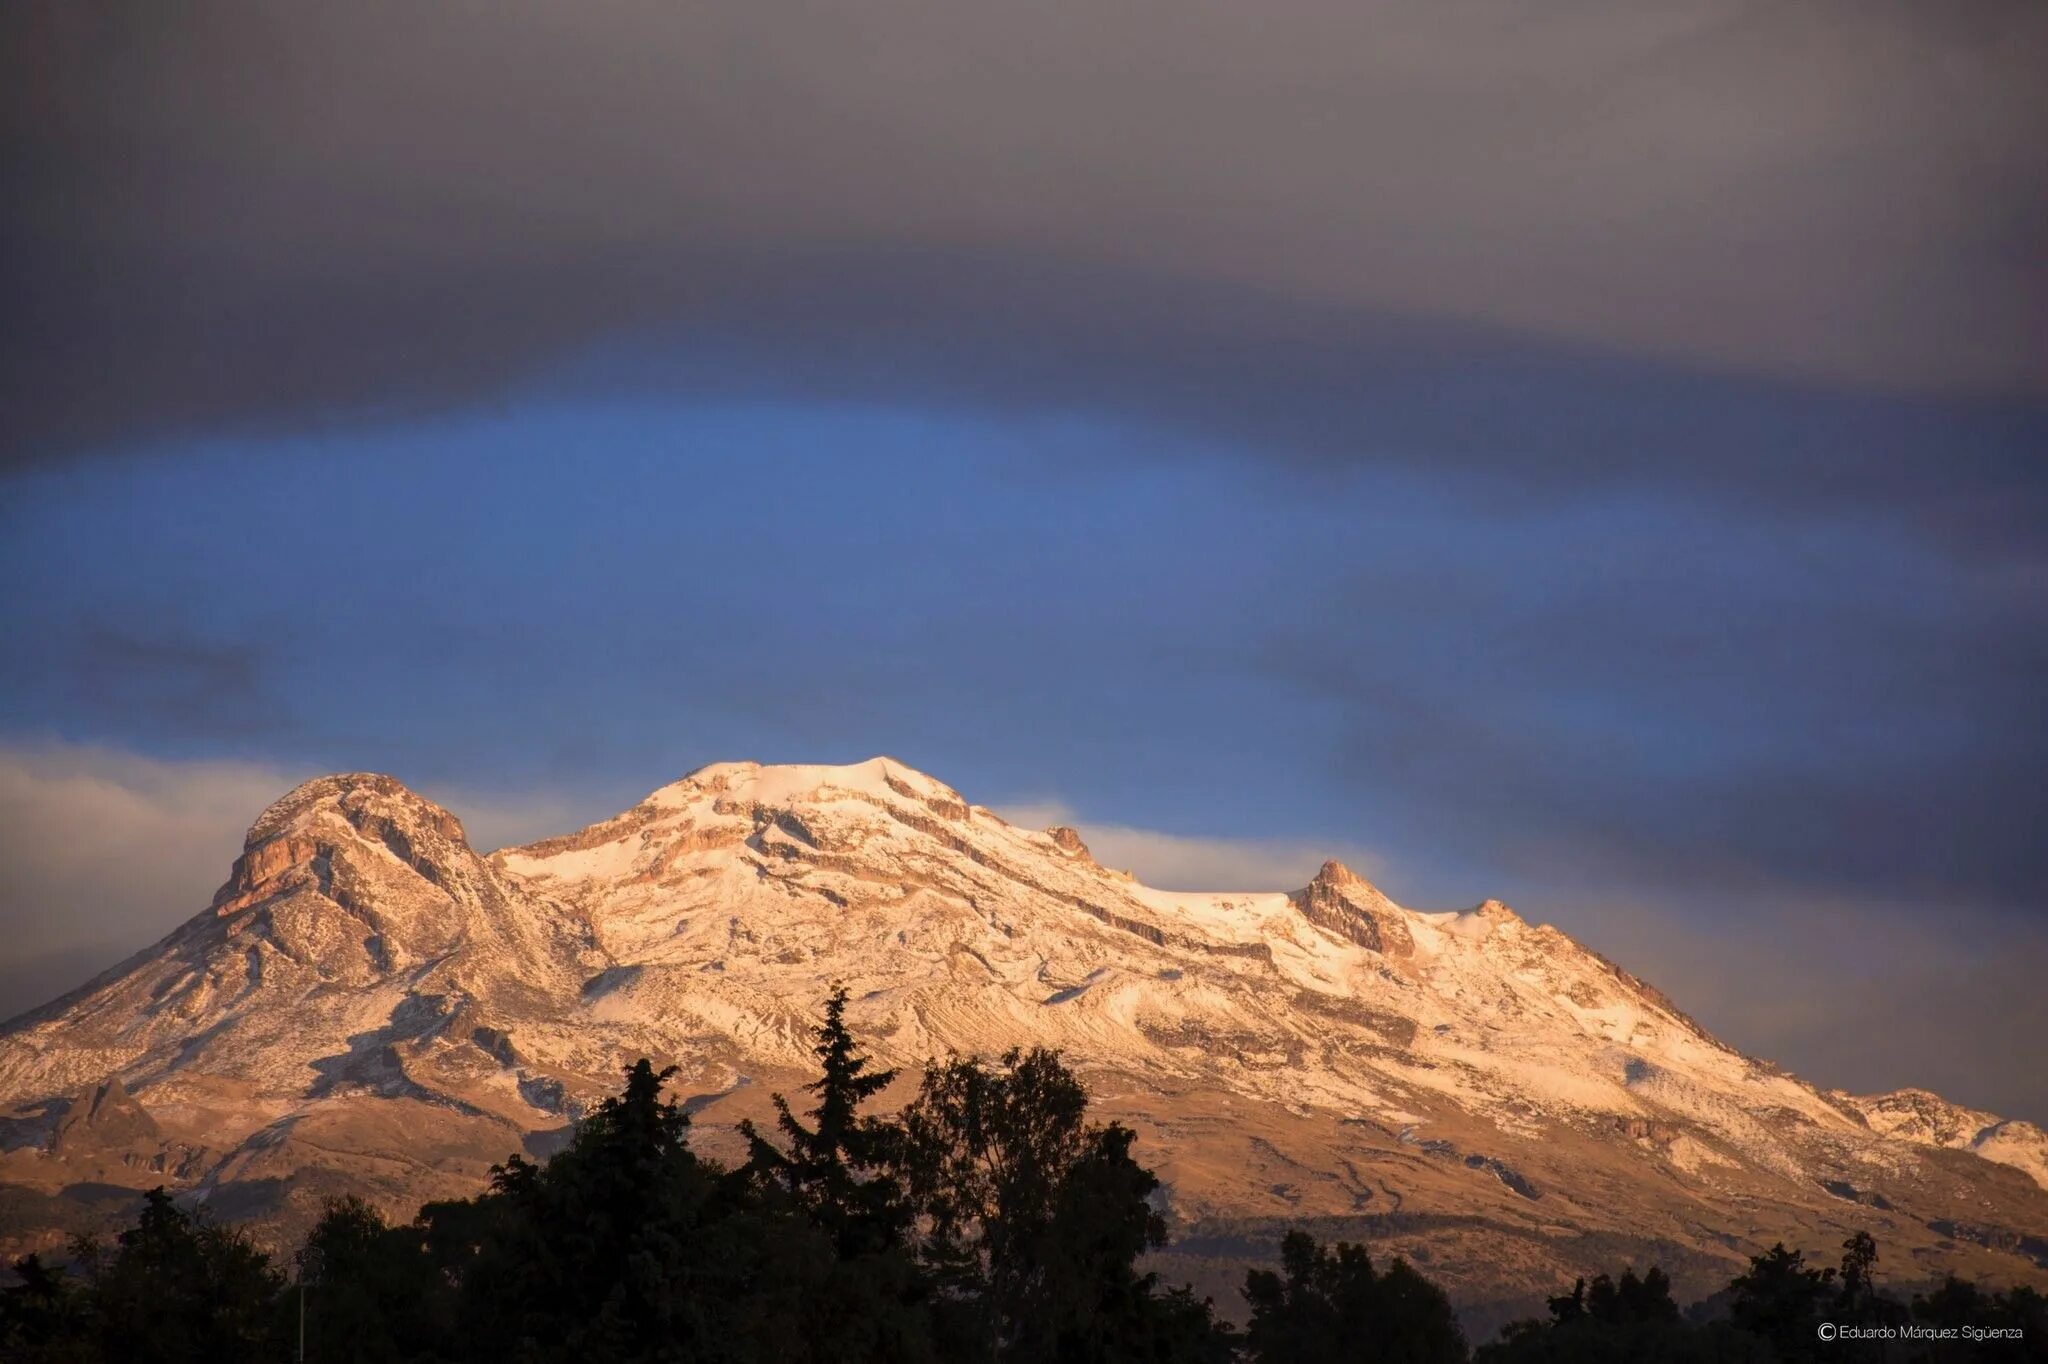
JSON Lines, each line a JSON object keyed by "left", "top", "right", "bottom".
{"left": 743, "top": 985, "right": 906, "bottom": 1255}
{"left": 454, "top": 1053, "right": 938, "bottom": 1363}
{"left": 452, "top": 1057, "right": 726, "bottom": 1360}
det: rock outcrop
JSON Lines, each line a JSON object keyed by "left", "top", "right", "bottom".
{"left": 1287, "top": 859, "right": 1418, "bottom": 958}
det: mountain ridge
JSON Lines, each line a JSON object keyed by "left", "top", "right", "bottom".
{"left": 2, "top": 757, "right": 2043, "bottom": 1316}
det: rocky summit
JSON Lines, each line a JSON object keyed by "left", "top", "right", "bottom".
{"left": 2, "top": 758, "right": 2043, "bottom": 1324}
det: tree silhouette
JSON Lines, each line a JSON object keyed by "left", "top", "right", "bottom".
{"left": 892, "top": 1046, "right": 1230, "bottom": 1362}
{"left": 294, "top": 1195, "right": 456, "bottom": 1363}
{"left": 1727, "top": 1242, "right": 1834, "bottom": 1359}
{"left": 1242, "top": 1229, "right": 1465, "bottom": 1364}
{"left": 1544, "top": 1278, "right": 1588, "bottom": 1326}
{"left": 1484, "top": 1261, "right": 1764, "bottom": 1364}
{"left": 76, "top": 1186, "right": 285, "bottom": 1364}
{"left": 743, "top": 984, "right": 908, "bottom": 1256}
{"left": 0, "top": 1251, "right": 90, "bottom": 1363}
{"left": 1571, "top": 1268, "right": 1677, "bottom": 1327}
{"left": 1832, "top": 1229, "right": 1893, "bottom": 1334}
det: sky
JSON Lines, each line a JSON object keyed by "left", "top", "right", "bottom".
{"left": 2, "top": 2, "right": 2044, "bottom": 1120}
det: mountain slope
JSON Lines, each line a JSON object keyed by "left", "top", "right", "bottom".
{"left": 3, "top": 759, "right": 2043, "bottom": 1317}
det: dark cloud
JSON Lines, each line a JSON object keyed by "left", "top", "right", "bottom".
{"left": 61, "top": 625, "right": 283, "bottom": 738}
{"left": 7, "top": 238, "right": 2043, "bottom": 548}
{"left": 1532, "top": 891, "right": 2048, "bottom": 1120}
{"left": 5, "top": 1, "right": 2045, "bottom": 531}
{"left": 1771, "top": 947, "right": 2048, "bottom": 1116}
{"left": 1246, "top": 525, "right": 2048, "bottom": 915}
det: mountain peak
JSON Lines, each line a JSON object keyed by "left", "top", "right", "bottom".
{"left": 1291, "top": 858, "right": 1411, "bottom": 956}
{"left": 213, "top": 772, "right": 480, "bottom": 929}
{"left": 1311, "top": 858, "right": 1369, "bottom": 889}
{"left": 1302, "top": 857, "right": 1399, "bottom": 911}
{"left": 653, "top": 756, "right": 970, "bottom": 819}
{"left": 246, "top": 772, "right": 468, "bottom": 849}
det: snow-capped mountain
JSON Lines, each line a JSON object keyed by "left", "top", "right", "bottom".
{"left": 2, "top": 759, "right": 2043, "bottom": 1316}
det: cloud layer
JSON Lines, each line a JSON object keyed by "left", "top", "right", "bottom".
{"left": 6, "top": 0, "right": 2045, "bottom": 474}
{"left": 0, "top": 742, "right": 301, "bottom": 1022}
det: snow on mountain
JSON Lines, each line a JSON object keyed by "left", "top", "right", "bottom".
{"left": 1847, "top": 1088, "right": 2048, "bottom": 1192}
{"left": 3, "top": 759, "right": 2044, "bottom": 1311}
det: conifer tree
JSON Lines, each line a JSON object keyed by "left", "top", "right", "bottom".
{"left": 743, "top": 984, "right": 906, "bottom": 1255}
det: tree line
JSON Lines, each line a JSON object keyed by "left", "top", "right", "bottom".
{"left": 1478, "top": 1235, "right": 2045, "bottom": 1363}
{"left": 1, "top": 991, "right": 2041, "bottom": 1362}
